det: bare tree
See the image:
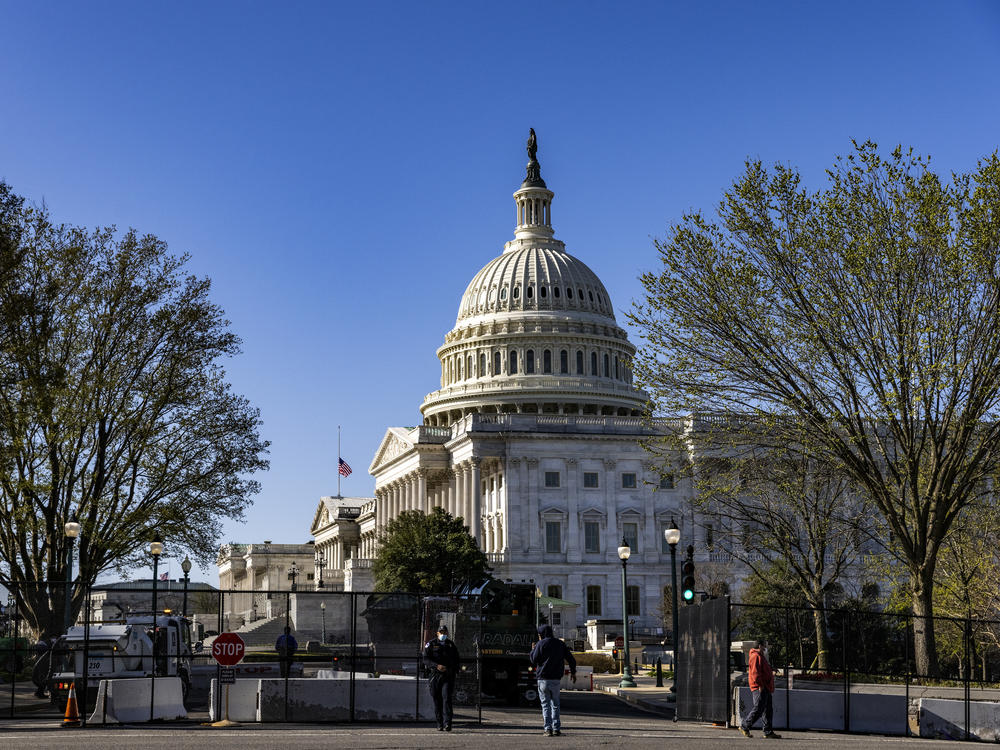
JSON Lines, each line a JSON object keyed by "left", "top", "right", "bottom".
{"left": 629, "top": 143, "right": 1000, "bottom": 675}
{"left": 0, "top": 182, "right": 269, "bottom": 637}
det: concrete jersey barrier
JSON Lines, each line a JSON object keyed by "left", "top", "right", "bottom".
{"left": 919, "top": 698, "right": 1000, "bottom": 741}
{"left": 733, "top": 686, "right": 907, "bottom": 735}
{"left": 88, "top": 677, "right": 187, "bottom": 724}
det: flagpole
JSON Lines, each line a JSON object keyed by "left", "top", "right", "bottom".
{"left": 338, "top": 424, "right": 341, "bottom": 498}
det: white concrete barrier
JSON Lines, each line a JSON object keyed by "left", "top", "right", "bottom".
{"left": 209, "top": 679, "right": 261, "bottom": 723}
{"left": 919, "top": 698, "right": 1000, "bottom": 741}
{"left": 561, "top": 666, "right": 593, "bottom": 691}
{"left": 733, "top": 686, "right": 906, "bottom": 735}
{"left": 88, "top": 677, "right": 187, "bottom": 724}
{"left": 256, "top": 677, "right": 437, "bottom": 722}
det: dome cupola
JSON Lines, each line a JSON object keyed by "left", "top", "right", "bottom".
{"left": 421, "top": 131, "right": 647, "bottom": 426}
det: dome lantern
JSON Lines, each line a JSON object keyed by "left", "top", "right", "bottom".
{"left": 513, "top": 128, "right": 554, "bottom": 242}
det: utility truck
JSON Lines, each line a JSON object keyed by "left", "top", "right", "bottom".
{"left": 46, "top": 613, "right": 201, "bottom": 708}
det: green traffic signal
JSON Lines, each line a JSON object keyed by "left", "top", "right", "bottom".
{"left": 682, "top": 588, "right": 694, "bottom": 601}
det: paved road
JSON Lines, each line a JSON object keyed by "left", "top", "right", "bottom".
{"left": 0, "top": 691, "right": 961, "bottom": 750}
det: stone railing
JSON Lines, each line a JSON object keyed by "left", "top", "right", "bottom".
{"left": 346, "top": 558, "right": 373, "bottom": 570}
{"left": 486, "top": 551, "right": 508, "bottom": 565}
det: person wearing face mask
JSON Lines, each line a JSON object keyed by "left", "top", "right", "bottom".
{"left": 740, "top": 639, "right": 781, "bottom": 739}
{"left": 423, "top": 624, "right": 460, "bottom": 731}
{"left": 530, "top": 624, "right": 576, "bottom": 737}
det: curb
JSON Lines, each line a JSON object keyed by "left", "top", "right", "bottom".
{"left": 596, "top": 684, "right": 676, "bottom": 719}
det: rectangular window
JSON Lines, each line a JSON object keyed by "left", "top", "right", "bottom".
{"left": 622, "top": 472, "right": 637, "bottom": 489}
{"left": 623, "top": 522, "right": 639, "bottom": 552}
{"left": 547, "top": 584, "right": 562, "bottom": 599}
{"left": 584, "top": 521, "right": 601, "bottom": 553}
{"left": 544, "top": 471, "right": 561, "bottom": 488}
{"left": 586, "top": 585, "right": 602, "bottom": 616}
{"left": 583, "top": 472, "right": 599, "bottom": 488}
{"left": 659, "top": 474, "right": 674, "bottom": 490}
{"left": 545, "top": 521, "right": 561, "bottom": 553}
{"left": 552, "top": 611, "right": 562, "bottom": 625}
{"left": 626, "top": 585, "right": 641, "bottom": 616}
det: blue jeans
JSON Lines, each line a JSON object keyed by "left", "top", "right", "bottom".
{"left": 538, "top": 678, "right": 562, "bottom": 731}
{"left": 742, "top": 688, "right": 774, "bottom": 734}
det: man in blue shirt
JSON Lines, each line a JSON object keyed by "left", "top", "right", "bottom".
{"left": 275, "top": 626, "right": 298, "bottom": 678}
{"left": 530, "top": 624, "right": 577, "bottom": 736}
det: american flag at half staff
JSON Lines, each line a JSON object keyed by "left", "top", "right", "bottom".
{"left": 338, "top": 457, "right": 352, "bottom": 477}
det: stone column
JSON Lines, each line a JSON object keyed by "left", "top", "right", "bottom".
{"left": 566, "top": 458, "right": 581, "bottom": 563}
{"left": 470, "top": 458, "right": 482, "bottom": 546}
{"left": 526, "top": 458, "right": 540, "bottom": 553}
{"left": 417, "top": 469, "right": 428, "bottom": 513}
{"left": 604, "top": 459, "right": 617, "bottom": 561}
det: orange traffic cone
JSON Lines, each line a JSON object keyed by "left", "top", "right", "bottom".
{"left": 62, "top": 682, "right": 81, "bottom": 728}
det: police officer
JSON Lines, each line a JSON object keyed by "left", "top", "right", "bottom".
{"left": 422, "top": 624, "right": 460, "bottom": 731}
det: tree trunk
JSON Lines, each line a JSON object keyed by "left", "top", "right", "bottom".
{"left": 911, "top": 569, "right": 939, "bottom": 677}
{"left": 812, "top": 606, "right": 831, "bottom": 670}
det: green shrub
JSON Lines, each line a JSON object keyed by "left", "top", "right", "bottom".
{"left": 573, "top": 652, "right": 615, "bottom": 673}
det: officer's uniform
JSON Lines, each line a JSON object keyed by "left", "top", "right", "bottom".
{"left": 422, "top": 628, "right": 460, "bottom": 731}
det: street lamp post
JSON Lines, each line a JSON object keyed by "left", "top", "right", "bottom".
{"left": 617, "top": 537, "right": 637, "bottom": 688}
{"left": 663, "top": 519, "right": 681, "bottom": 693}
{"left": 315, "top": 550, "right": 325, "bottom": 589}
{"left": 181, "top": 556, "right": 192, "bottom": 617}
{"left": 64, "top": 514, "right": 81, "bottom": 630}
{"left": 320, "top": 601, "right": 327, "bottom": 644}
{"left": 150, "top": 534, "right": 163, "bottom": 664}
{"left": 288, "top": 562, "right": 299, "bottom": 592}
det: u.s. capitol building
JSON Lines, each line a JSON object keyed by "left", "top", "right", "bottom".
{"left": 223, "top": 134, "right": 695, "bottom": 642}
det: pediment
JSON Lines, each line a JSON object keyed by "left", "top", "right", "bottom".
{"left": 310, "top": 498, "right": 335, "bottom": 534}
{"left": 580, "top": 506, "right": 607, "bottom": 519}
{"left": 539, "top": 505, "right": 568, "bottom": 519}
{"left": 369, "top": 428, "right": 416, "bottom": 473}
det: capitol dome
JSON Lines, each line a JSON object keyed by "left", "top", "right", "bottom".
{"left": 421, "top": 134, "right": 647, "bottom": 426}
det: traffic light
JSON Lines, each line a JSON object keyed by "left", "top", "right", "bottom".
{"left": 681, "top": 545, "right": 696, "bottom": 602}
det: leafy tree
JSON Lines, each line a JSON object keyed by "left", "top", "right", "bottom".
{"left": 0, "top": 182, "right": 269, "bottom": 637}
{"left": 630, "top": 142, "right": 1000, "bottom": 676}
{"left": 692, "top": 443, "right": 866, "bottom": 668}
{"left": 373, "top": 507, "right": 490, "bottom": 593}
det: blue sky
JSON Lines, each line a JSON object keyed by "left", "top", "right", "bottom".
{"left": 3, "top": 1, "right": 999, "bottom": 583}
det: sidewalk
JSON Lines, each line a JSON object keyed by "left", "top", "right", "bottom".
{"left": 592, "top": 673, "right": 677, "bottom": 720}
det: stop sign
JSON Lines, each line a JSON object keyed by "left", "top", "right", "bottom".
{"left": 212, "top": 632, "right": 246, "bottom": 666}
{"left": 614, "top": 635, "right": 624, "bottom": 648}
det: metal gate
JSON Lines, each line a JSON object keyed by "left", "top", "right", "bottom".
{"left": 676, "top": 596, "right": 730, "bottom": 724}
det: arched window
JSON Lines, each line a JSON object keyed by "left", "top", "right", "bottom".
{"left": 527, "top": 286, "right": 534, "bottom": 299}
{"left": 513, "top": 286, "right": 520, "bottom": 299}
{"left": 578, "top": 288, "right": 584, "bottom": 302}
{"left": 543, "top": 350, "right": 552, "bottom": 374}
{"left": 554, "top": 287, "right": 560, "bottom": 298}
{"left": 560, "top": 350, "right": 568, "bottom": 374}
{"left": 458, "top": 358, "right": 463, "bottom": 380}
{"left": 540, "top": 286, "right": 547, "bottom": 298}
{"left": 588, "top": 291, "right": 594, "bottom": 302}
{"left": 467, "top": 355, "right": 473, "bottom": 379}
{"left": 480, "top": 353, "right": 486, "bottom": 377}
{"left": 567, "top": 287, "right": 573, "bottom": 299}
{"left": 576, "top": 350, "right": 584, "bottom": 374}
{"left": 526, "top": 350, "right": 535, "bottom": 374}
{"left": 500, "top": 287, "right": 507, "bottom": 300}
{"left": 494, "top": 351, "right": 501, "bottom": 375}
{"left": 591, "top": 352, "right": 598, "bottom": 376}
{"left": 615, "top": 356, "right": 620, "bottom": 379}
{"left": 509, "top": 350, "right": 518, "bottom": 375}
{"left": 603, "top": 354, "right": 610, "bottom": 377}
{"left": 447, "top": 360, "right": 453, "bottom": 383}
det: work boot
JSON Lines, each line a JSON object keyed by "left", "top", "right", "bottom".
{"left": 740, "top": 727, "right": 752, "bottom": 738}
{"left": 554, "top": 729, "right": 562, "bottom": 736}
{"left": 544, "top": 729, "right": 553, "bottom": 736}
{"left": 764, "top": 731, "right": 782, "bottom": 739}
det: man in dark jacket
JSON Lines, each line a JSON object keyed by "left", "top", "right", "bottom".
{"left": 275, "top": 626, "right": 298, "bottom": 678}
{"left": 529, "top": 624, "right": 576, "bottom": 736}
{"left": 422, "top": 624, "right": 460, "bottom": 731}
{"left": 740, "top": 639, "right": 781, "bottom": 739}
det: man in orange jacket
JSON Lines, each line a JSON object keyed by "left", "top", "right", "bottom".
{"left": 740, "top": 639, "right": 781, "bottom": 739}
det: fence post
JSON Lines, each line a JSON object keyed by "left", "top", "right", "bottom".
{"left": 964, "top": 616, "right": 971, "bottom": 740}
{"left": 842, "top": 608, "right": 849, "bottom": 733}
